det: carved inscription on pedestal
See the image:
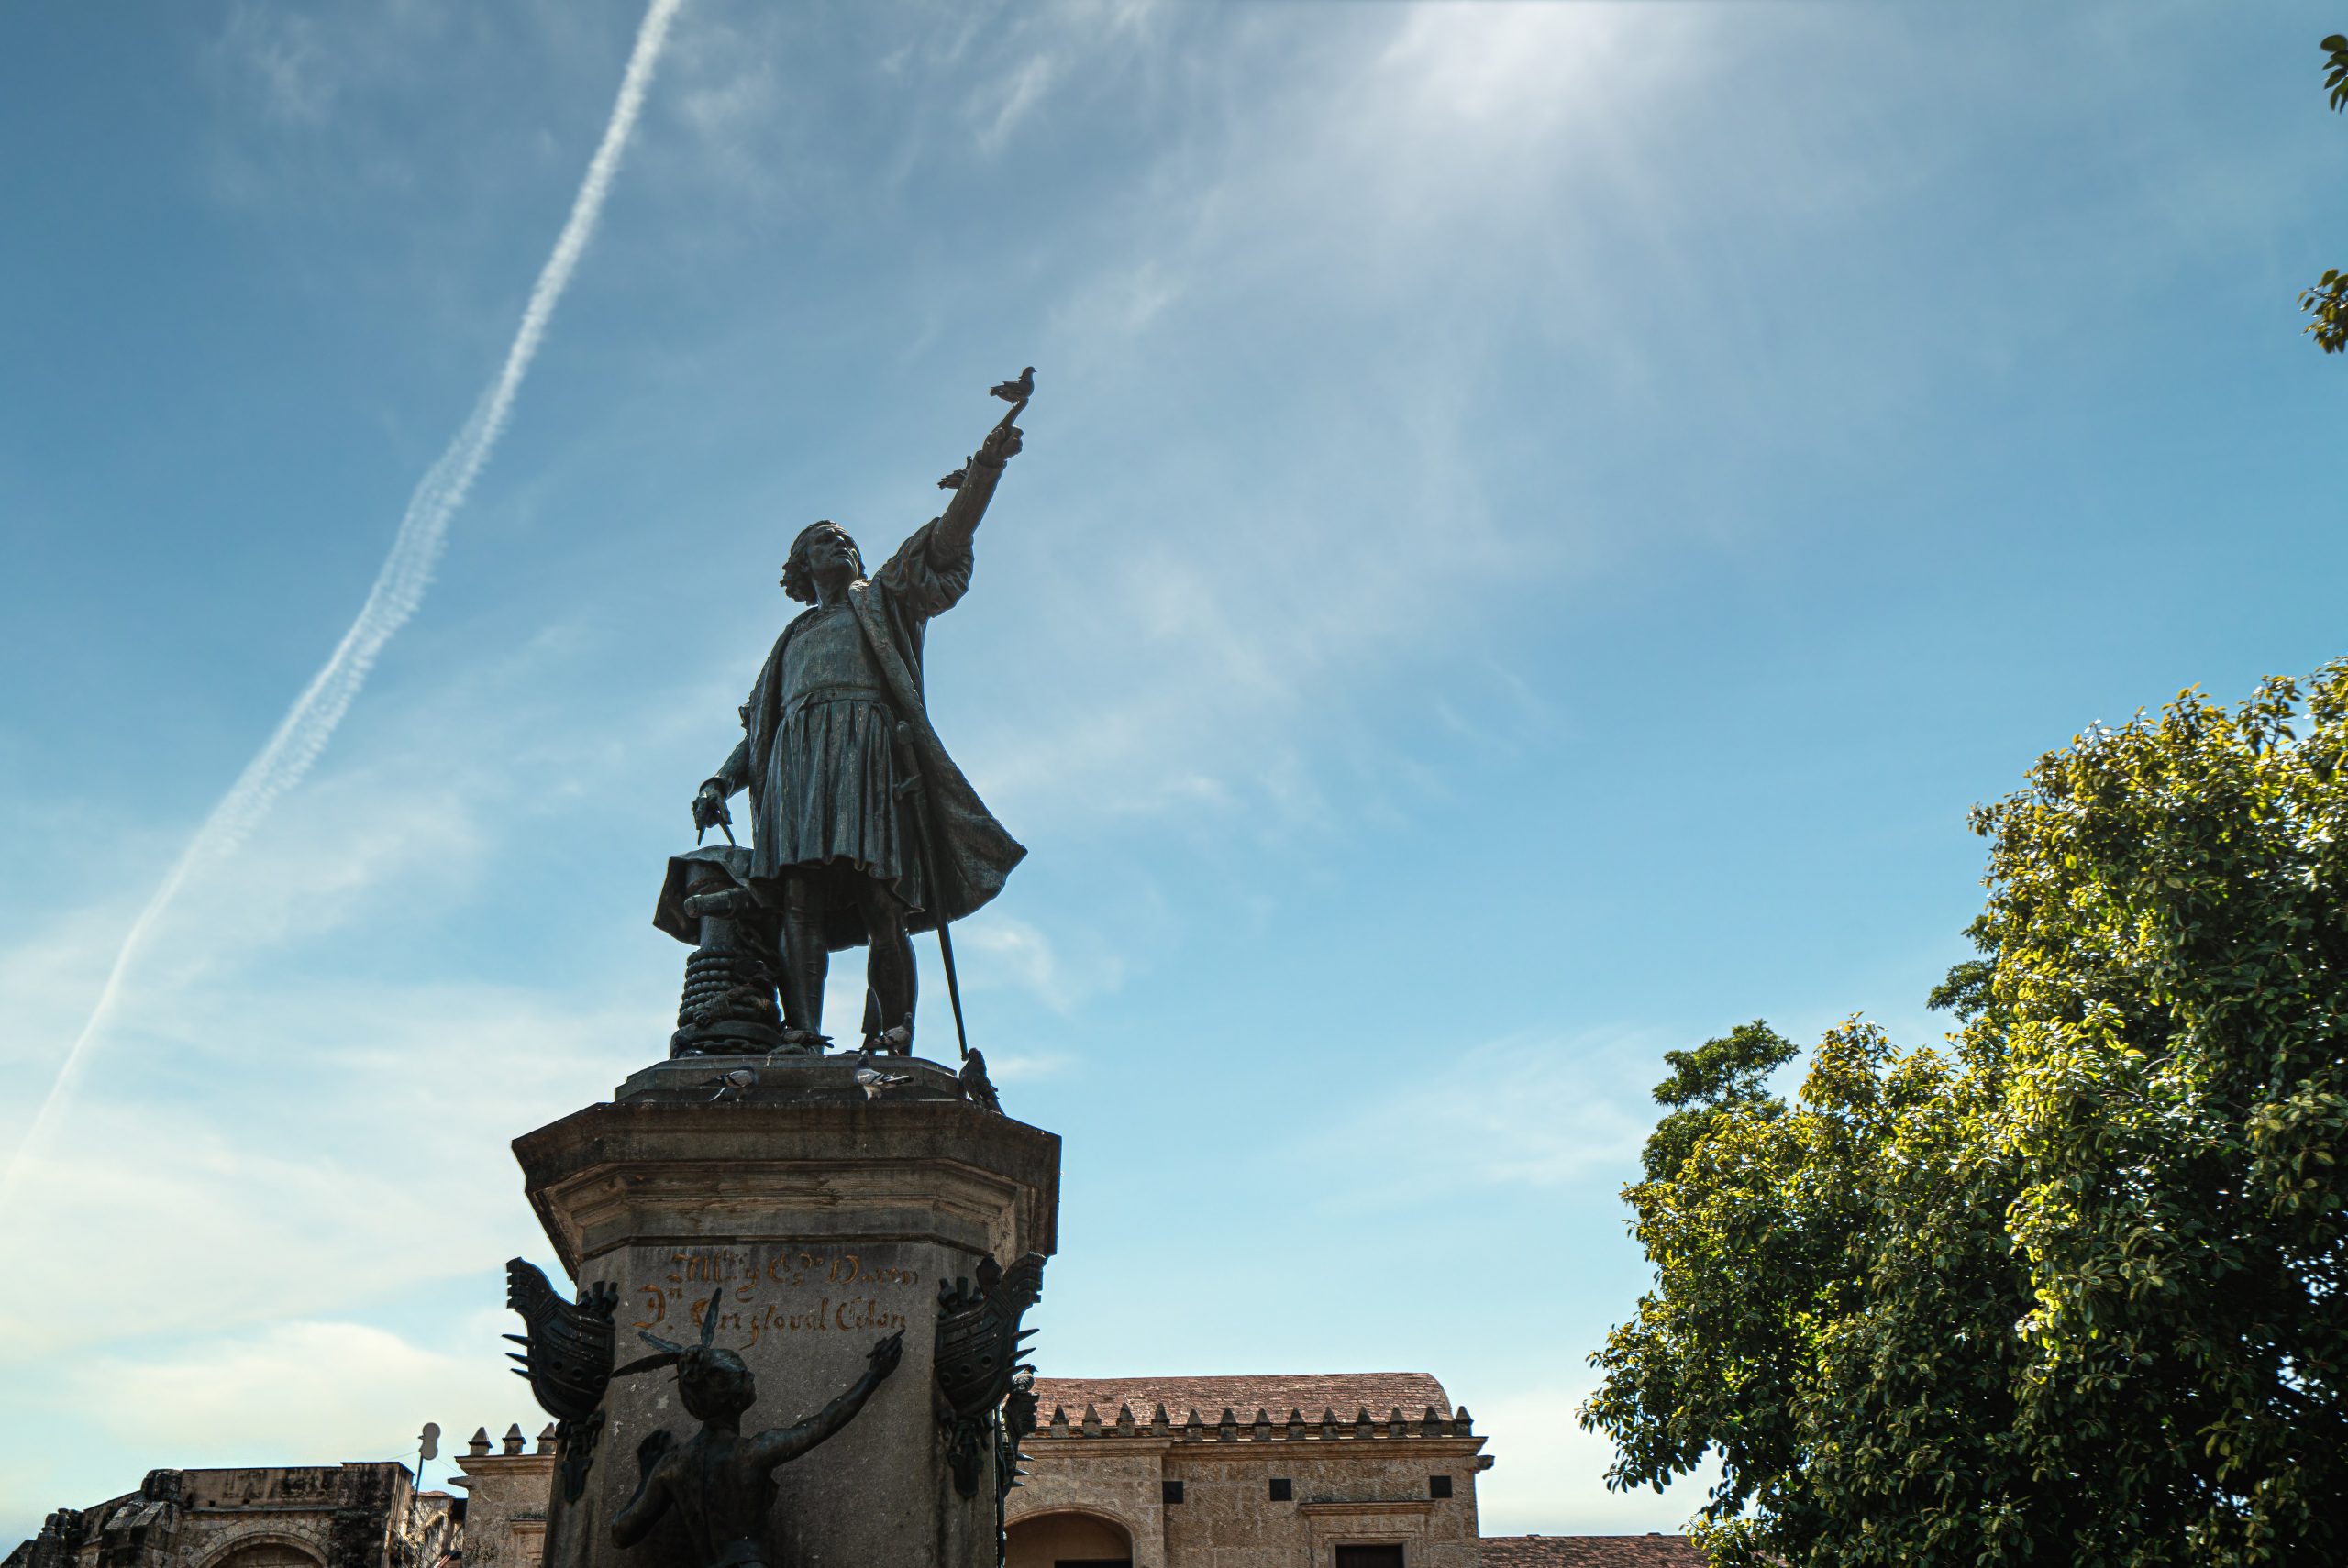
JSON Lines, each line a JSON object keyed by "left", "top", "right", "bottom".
{"left": 629, "top": 1247, "right": 921, "bottom": 1348}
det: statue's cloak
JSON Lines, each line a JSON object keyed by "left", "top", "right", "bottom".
{"left": 735, "top": 517, "right": 1024, "bottom": 950}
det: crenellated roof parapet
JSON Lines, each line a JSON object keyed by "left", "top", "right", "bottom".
{"left": 1039, "top": 1401, "right": 1477, "bottom": 1442}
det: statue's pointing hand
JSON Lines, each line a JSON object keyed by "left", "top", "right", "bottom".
{"left": 979, "top": 407, "right": 1024, "bottom": 465}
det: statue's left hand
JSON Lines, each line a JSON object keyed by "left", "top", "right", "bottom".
{"left": 868, "top": 1329, "right": 905, "bottom": 1380}
{"left": 692, "top": 779, "right": 732, "bottom": 837}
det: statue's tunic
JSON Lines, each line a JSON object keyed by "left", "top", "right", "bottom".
{"left": 761, "top": 601, "right": 916, "bottom": 906}
{"left": 716, "top": 499, "right": 1025, "bottom": 952}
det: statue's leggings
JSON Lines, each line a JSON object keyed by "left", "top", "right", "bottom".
{"left": 776, "top": 867, "right": 915, "bottom": 1049}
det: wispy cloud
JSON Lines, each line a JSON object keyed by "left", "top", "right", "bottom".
{"left": 1474, "top": 1375, "right": 1716, "bottom": 1537}
{"left": 217, "top": 2, "right": 338, "bottom": 126}
{"left": 1, "top": 0, "right": 689, "bottom": 1204}
{"left": 0, "top": 982, "right": 657, "bottom": 1354}
{"left": 0, "top": 1313, "right": 533, "bottom": 1517}
{"left": 978, "top": 52, "right": 1062, "bottom": 157}
{"left": 956, "top": 913, "right": 1127, "bottom": 1014}
{"left": 75, "top": 1320, "right": 514, "bottom": 1455}
{"left": 914, "top": 5, "right": 1713, "bottom": 848}
{"left": 1303, "top": 1032, "right": 1658, "bottom": 1208}
{"left": 987, "top": 1050, "right": 1077, "bottom": 1083}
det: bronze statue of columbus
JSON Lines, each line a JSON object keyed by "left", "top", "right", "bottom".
{"left": 691, "top": 389, "right": 1029, "bottom": 1055}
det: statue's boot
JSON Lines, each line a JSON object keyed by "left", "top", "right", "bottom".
{"left": 779, "top": 900, "right": 830, "bottom": 1043}
{"left": 858, "top": 987, "right": 914, "bottom": 1056}
{"left": 859, "top": 899, "right": 918, "bottom": 1055}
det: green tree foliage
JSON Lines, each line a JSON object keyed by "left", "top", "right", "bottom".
{"left": 1641, "top": 1021, "right": 1798, "bottom": 1182}
{"left": 2299, "top": 35, "right": 2348, "bottom": 351}
{"left": 1582, "top": 668, "right": 2348, "bottom": 1566}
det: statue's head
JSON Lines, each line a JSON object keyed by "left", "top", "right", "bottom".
{"left": 615, "top": 1298, "right": 757, "bottom": 1422}
{"left": 677, "top": 1345, "right": 758, "bottom": 1421}
{"left": 781, "top": 521, "right": 865, "bottom": 603}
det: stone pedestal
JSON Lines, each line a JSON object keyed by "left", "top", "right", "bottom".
{"left": 514, "top": 1054, "right": 1059, "bottom": 1568}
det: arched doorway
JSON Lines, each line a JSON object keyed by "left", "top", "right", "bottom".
{"left": 1005, "top": 1509, "right": 1134, "bottom": 1568}
{"left": 209, "top": 1540, "right": 322, "bottom": 1568}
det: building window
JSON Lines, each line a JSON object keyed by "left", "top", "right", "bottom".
{"left": 1335, "top": 1547, "right": 1403, "bottom": 1568}
{"left": 1428, "top": 1475, "right": 1453, "bottom": 1499}
{"left": 1162, "top": 1480, "right": 1185, "bottom": 1506}
{"left": 1269, "top": 1478, "right": 1292, "bottom": 1502}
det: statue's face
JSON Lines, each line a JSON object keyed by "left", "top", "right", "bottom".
{"left": 803, "top": 525, "right": 859, "bottom": 580}
{"left": 679, "top": 1348, "right": 758, "bottom": 1421}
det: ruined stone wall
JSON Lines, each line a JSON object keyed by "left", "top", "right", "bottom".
{"left": 173, "top": 1468, "right": 345, "bottom": 1568}
{"left": 11, "top": 1463, "right": 449, "bottom": 1568}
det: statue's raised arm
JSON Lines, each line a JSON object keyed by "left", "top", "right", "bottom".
{"left": 930, "top": 396, "right": 1025, "bottom": 561}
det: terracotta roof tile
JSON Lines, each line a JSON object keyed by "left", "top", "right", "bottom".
{"left": 1031, "top": 1373, "right": 1452, "bottom": 1426}
{"left": 1479, "top": 1535, "right": 1701, "bottom": 1567}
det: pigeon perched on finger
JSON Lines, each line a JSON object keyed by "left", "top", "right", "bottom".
{"left": 990, "top": 367, "right": 1034, "bottom": 403}
{"left": 936, "top": 467, "right": 966, "bottom": 490}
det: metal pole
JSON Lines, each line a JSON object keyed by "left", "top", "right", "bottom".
{"left": 893, "top": 723, "right": 970, "bottom": 1058}
{"left": 936, "top": 915, "right": 970, "bottom": 1061}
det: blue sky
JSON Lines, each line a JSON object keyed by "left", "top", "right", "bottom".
{"left": 5, "top": 0, "right": 2346, "bottom": 1545}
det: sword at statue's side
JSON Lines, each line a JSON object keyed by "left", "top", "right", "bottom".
{"left": 892, "top": 721, "right": 970, "bottom": 1061}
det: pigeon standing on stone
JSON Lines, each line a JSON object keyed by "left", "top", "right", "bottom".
{"left": 936, "top": 467, "right": 967, "bottom": 490}
{"left": 698, "top": 1066, "right": 757, "bottom": 1101}
{"left": 990, "top": 367, "right": 1034, "bottom": 403}
{"left": 958, "top": 1049, "right": 1002, "bottom": 1112}
{"left": 852, "top": 1052, "right": 913, "bottom": 1101}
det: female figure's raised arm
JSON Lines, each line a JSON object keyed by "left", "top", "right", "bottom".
{"left": 747, "top": 1331, "right": 904, "bottom": 1472}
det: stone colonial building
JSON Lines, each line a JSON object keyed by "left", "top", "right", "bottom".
{"left": 7, "top": 1374, "right": 1694, "bottom": 1568}
{"left": 1001, "top": 1375, "right": 1696, "bottom": 1568}
{"left": 1010, "top": 1374, "right": 1490, "bottom": 1568}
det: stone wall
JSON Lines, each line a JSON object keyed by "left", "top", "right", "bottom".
{"left": 1010, "top": 1445, "right": 1169, "bottom": 1568}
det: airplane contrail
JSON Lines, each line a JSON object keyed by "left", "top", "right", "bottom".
{"left": 1, "top": 0, "right": 687, "bottom": 1201}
